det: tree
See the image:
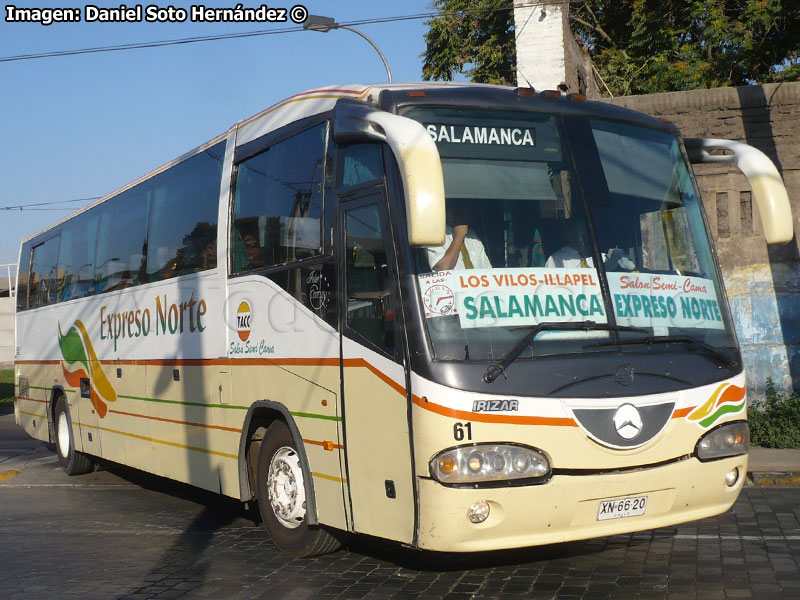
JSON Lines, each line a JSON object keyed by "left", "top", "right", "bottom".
{"left": 422, "top": 0, "right": 800, "bottom": 95}
{"left": 572, "top": 0, "right": 800, "bottom": 95}
{"left": 422, "top": 0, "right": 516, "bottom": 85}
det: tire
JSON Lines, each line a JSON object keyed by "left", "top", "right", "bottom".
{"left": 54, "top": 396, "right": 94, "bottom": 475}
{"left": 256, "top": 420, "right": 341, "bottom": 557}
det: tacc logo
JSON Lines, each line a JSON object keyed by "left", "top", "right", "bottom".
{"left": 237, "top": 301, "right": 252, "bottom": 341}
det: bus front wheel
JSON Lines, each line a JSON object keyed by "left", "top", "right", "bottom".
{"left": 256, "top": 420, "right": 341, "bottom": 556}
{"left": 54, "top": 397, "right": 94, "bottom": 475}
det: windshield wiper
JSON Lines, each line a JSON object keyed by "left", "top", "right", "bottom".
{"left": 483, "top": 321, "right": 648, "bottom": 383}
{"left": 583, "top": 335, "right": 739, "bottom": 368}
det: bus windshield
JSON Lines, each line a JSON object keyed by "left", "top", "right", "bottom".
{"left": 404, "top": 107, "right": 738, "bottom": 364}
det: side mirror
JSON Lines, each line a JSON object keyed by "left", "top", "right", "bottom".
{"left": 685, "top": 138, "right": 793, "bottom": 244}
{"left": 333, "top": 103, "right": 445, "bottom": 246}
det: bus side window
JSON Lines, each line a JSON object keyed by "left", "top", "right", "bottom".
{"left": 146, "top": 142, "right": 224, "bottom": 281}
{"left": 16, "top": 242, "right": 32, "bottom": 311}
{"left": 94, "top": 190, "right": 148, "bottom": 293}
{"left": 57, "top": 211, "right": 98, "bottom": 302}
{"left": 28, "top": 235, "right": 60, "bottom": 309}
{"left": 338, "top": 143, "right": 384, "bottom": 188}
{"left": 345, "top": 204, "right": 396, "bottom": 358}
{"left": 231, "top": 123, "right": 325, "bottom": 272}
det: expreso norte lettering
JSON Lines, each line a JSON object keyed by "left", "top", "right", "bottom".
{"left": 100, "top": 293, "right": 207, "bottom": 351}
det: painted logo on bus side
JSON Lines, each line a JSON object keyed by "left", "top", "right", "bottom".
{"left": 58, "top": 320, "right": 117, "bottom": 418}
{"left": 100, "top": 292, "right": 208, "bottom": 351}
{"left": 237, "top": 301, "right": 252, "bottom": 341}
{"left": 687, "top": 383, "right": 746, "bottom": 428}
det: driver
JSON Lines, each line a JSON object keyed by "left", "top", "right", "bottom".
{"left": 426, "top": 202, "right": 492, "bottom": 272}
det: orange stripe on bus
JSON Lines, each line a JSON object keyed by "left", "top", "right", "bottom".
{"left": 303, "top": 438, "right": 343, "bottom": 451}
{"left": 341, "top": 358, "right": 408, "bottom": 397}
{"left": 15, "top": 396, "right": 47, "bottom": 404}
{"left": 672, "top": 407, "right": 694, "bottom": 418}
{"left": 20, "top": 358, "right": 694, "bottom": 428}
{"left": 107, "top": 409, "right": 242, "bottom": 433}
{"left": 292, "top": 88, "right": 367, "bottom": 98}
{"left": 15, "top": 360, "right": 60, "bottom": 365}
{"left": 412, "top": 395, "right": 577, "bottom": 427}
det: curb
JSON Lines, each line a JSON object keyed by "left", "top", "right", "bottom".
{"left": 746, "top": 471, "right": 800, "bottom": 487}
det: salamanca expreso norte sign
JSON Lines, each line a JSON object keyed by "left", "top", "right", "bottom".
{"left": 418, "top": 268, "right": 725, "bottom": 331}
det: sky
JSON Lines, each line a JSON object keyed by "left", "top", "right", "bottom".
{"left": 0, "top": 0, "right": 442, "bottom": 268}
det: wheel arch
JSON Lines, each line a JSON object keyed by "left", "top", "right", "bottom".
{"left": 237, "top": 400, "right": 319, "bottom": 526}
{"left": 47, "top": 385, "right": 68, "bottom": 444}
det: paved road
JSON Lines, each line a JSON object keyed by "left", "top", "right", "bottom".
{"left": 1, "top": 410, "right": 799, "bottom": 600}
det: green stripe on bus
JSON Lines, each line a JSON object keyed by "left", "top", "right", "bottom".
{"left": 29, "top": 385, "right": 76, "bottom": 394}
{"left": 291, "top": 411, "right": 341, "bottom": 422}
{"left": 118, "top": 394, "right": 249, "bottom": 410}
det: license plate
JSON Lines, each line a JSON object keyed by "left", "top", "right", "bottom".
{"left": 597, "top": 495, "right": 648, "bottom": 521}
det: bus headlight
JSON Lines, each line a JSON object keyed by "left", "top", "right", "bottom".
{"left": 695, "top": 421, "right": 749, "bottom": 461}
{"left": 430, "top": 444, "right": 551, "bottom": 487}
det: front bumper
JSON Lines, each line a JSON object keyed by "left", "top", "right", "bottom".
{"left": 416, "top": 454, "right": 747, "bottom": 552}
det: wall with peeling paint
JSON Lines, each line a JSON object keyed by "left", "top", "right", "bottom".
{"left": 602, "top": 83, "right": 800, "bottom": 399}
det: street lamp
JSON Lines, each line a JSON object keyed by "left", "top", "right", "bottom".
{"left": 303, "top": 14, "right": 393, "bottom": 83}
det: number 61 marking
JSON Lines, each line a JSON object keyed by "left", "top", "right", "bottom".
{"left": 453, "top": 422, "right": 472, "bottom": 441}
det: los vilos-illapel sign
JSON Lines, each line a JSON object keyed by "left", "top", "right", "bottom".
{"left": 418, "top": 268, "right": 724, "bottom": 330}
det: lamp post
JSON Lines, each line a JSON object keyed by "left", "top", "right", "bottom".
{"left": 303, "top": 15, "right": 393, "bottom": 83}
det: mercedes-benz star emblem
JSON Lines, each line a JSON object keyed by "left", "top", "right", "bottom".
{"left": 613, "top": 403, "right": 643, "bottom": 440}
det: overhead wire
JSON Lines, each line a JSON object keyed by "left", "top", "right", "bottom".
{"left": 2, "top": 197, "right": 101, "bottom": 210}
{"left": 2, "top": 1, "right": 582, "bottom": 211}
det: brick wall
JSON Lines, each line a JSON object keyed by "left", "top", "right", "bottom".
{"left": 602, "top": 83, "right": 800, "bottom": 397}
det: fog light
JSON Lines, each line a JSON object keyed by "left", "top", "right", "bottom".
{"left": 725, "top": 467, "right": 740, "bottom": 487}
{"left": 467, "top": 500, "right": 490, "bottom": 524}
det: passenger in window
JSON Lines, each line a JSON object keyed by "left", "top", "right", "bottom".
{"left": 231, "top": 229, "right": 264, "bottom": 272}
{"left": 201, "top": 238, "right": 217, "bottom": 270}
{"left": 546, "top": 220, "right": 635, "bottom": 270}
{"left": 239, "top": 232, "right": 263, "bottom": 270}
{"left": 162, "top": 248, "right": 187, "bottom": 280}
{"left": 426, "top": 202, "right": 491, "bottom": 272}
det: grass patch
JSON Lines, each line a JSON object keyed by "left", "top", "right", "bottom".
{"left": 749, "top": 379, "right": 800, "bottom": 449}
{"left": 0, "top": 369, "right": 13, "bottom": 407}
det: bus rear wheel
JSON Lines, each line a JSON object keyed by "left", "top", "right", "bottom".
{"left": 256, "top": 420, "right": 341, "bottom": 556}
{"left": 54, "top": 396, "right": 94, "bottom": 475}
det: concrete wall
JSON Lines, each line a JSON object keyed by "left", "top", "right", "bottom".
{"left": 514, "top": 0, "right": 595, "bottom": 96}
{"left": 603, "top": 83, "right": 800, "bottom": 397}
{"left": 0, "top": 297, "right": 14, "bottom": 367}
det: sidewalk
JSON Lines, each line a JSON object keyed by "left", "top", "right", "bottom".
{"left": 747, "top": 446, "right": 800, "bottom": 486}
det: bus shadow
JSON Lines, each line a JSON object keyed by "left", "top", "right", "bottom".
{"left": 338, "top": 531, "right": 651, "bottom": 572}
{"left": 118, "top": 504, "right": 238, "bottom": 599}
{"left": 98, "top": 458, "right": 254, "bottom": 521}
{"left": 99, "top": 461, "right": 259, "bottom": 599}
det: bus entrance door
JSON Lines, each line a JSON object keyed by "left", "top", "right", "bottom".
{"left": 339, "top": 193, "right": 415, "bottom": 544}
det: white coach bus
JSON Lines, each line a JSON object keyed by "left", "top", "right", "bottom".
{"left": 14, "top": 84, "right": 793, "bottom": 556}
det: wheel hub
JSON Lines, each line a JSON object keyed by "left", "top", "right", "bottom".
{"left": 267, "top": 447, "right": 306, "bottom": 529}
{"left": 57, "top": 411, "right": 70, "bottom": 458}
